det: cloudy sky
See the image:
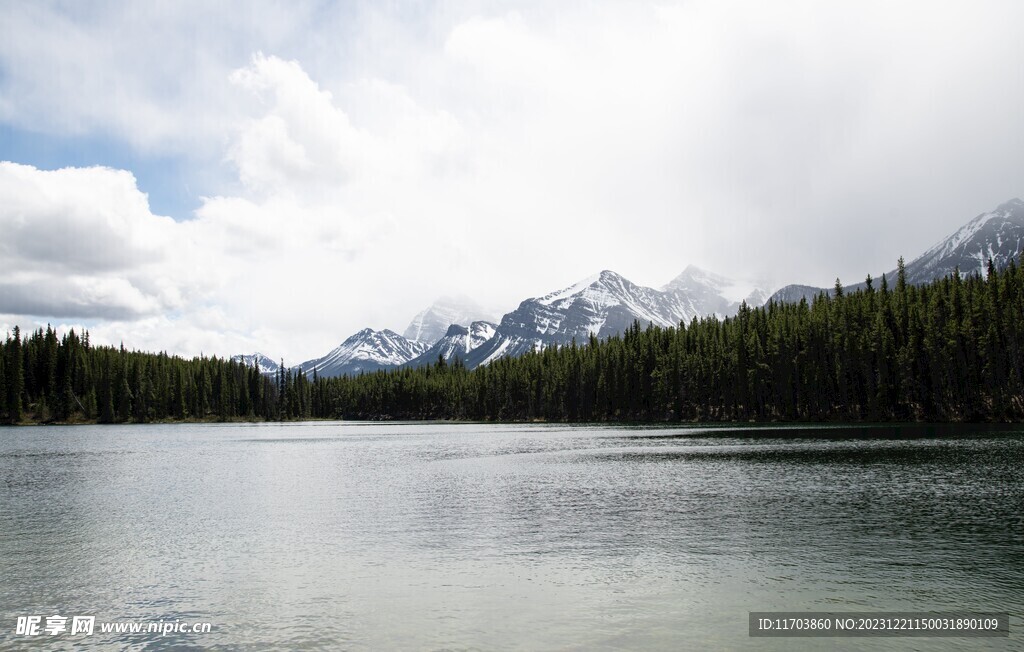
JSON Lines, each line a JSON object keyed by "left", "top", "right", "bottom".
{"left": 1, "top": 1, "right": 1022, "bottom": 363}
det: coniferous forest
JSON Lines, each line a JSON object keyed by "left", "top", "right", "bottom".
{"left": 3, "top": 258, "right": 1024, "bottom": 425}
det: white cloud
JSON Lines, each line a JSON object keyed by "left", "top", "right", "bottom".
{"left": 0, "top": 163, "right": 172, "bottom": 271}
{"left": 228, "top": 53, "right": 362, "bottom": 195}
{"left": 0, "top": 163, "right": 191, "bottom": 319}
{"left": 0, "top": 275, "right": 164, "bottom": 321}
{"left": 445, "top": 13, "right": 564, "bottom": 86}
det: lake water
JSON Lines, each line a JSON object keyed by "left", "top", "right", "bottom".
{"left": 1, "top": 422, "right": 1021, "bottom": 650}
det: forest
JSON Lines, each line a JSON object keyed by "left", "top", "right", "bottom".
{"left": 2, "top": 257, "right": 1023, "bottom": 425}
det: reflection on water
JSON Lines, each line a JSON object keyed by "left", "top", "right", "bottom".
{"left": 0, "top": 423, "right": 1021, "bottom": 650}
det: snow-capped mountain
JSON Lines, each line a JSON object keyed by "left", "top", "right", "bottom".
{"left": 403, "top": 296, "right": 496, "bottom": 345}
{"left": 769, "top": 198, "right": 1024, "bottom": 304}
{"left": 405, "top": 321, "right": 497, "bottom": 368}
{"left": 463, "top": 268, "right": 771, "bottom": 368}
{"left": 230, "top": 352, "right": 280, "bottom": 374}
{"left": 901, "top": 198, "right": 1024, "bottom": 284}
{"left": 505, "top": 268, "right": 767, "bottom": 340}
{"left": 297, "top": 328, "right": 428, "bottom": 378}
{"left": 509, "top": 270, "right": 682, "bottom": 338}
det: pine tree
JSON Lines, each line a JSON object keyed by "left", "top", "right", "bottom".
{"left": 5, "top": 327, "right": 24, "bottom": 423}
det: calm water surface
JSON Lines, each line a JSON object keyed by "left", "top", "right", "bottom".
{"left": 0, "top": 422, "right": 1021, "bottom": 650}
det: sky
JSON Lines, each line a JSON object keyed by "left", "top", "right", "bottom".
{"left": 1, "top": 0, "right": 1022, "bottom": 363}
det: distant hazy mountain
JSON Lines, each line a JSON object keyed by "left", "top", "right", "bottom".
{"left": 403, "top": 296, "right": 495, "bottom": 345}
{"left": 464, "top": 268, "right": 771, "bottom": 368}
{"left": 230, "top": 352, "right": 280, "bottom": 374}
{"left": 662, "top": 265, "right": 770, "bottom": 316}
{"left": 769, "top": 198, "right": 1024, "bottom": 304}
{"left": 766, "top": 284, "right": 828, "bottom": 305}
{"left": 297, "top": 329, "right": 427, "bottom": 378}
{"left": 405, "top": 321, "right": 497, "bottom": 368}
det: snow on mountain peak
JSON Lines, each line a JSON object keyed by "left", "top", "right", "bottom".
{"left": 470, "top": 321, "right": 496, "bottom": 342}
{"left": 298, "top": 328, "right": 427, "bottom": 378}
{"left": 230, "top": 352, "right": 280, "bottom": 374}
{"left": 404, "top": 320, "right": 499, "bottom": 368}
{"left": 493, "top": 265, "right": 770, "bottom": 355}
{"left": 534, "top": 273, "right": 603, "bottom": 306}
{"left": 445, "top": 324, "right": 469, "bottom": 337}
{"left": 910, "top": 198, "right": 1024, "bottom": 282}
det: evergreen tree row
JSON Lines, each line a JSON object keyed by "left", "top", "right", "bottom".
{"left": 2, "top": 257, "right": 1023, "bottom": 425}
{"left": 0, "top": 329, "right": 315, "bottom": 424}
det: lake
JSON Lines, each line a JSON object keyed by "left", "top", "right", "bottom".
{"left": 1, "top": 422, "right": 1021, "bottom": 650}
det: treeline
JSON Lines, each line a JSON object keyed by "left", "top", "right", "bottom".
{"left": 2, "top": 257, "right": 1023, "bottom": 425}
{"left": 0, "top": 329, "right": 315, "bottom": 424}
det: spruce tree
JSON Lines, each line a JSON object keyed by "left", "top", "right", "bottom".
{"left": 6, "top": 327, "right": 24, "bottom": 423}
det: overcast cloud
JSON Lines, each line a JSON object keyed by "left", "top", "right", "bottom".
{"left": 1, "top": 0, "right": 1022, "bottom": 362}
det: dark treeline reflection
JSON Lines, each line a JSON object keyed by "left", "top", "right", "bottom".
{"left": 3, "top": 257, "right": 1024, "bottom": 424}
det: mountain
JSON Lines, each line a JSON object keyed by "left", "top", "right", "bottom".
{"left": 901, "top": 198, "right": 1024, "bottom": 284}
{"left": 297, "top": 328, "right": 428, "bottom": 378}
{"left": 230, "top": 352, "right": 280, "bottom": 374}
{"left": 405, "top": 321, "right": 497, "bottom": 368}
{"left": 463, "top": 331, "right": 535, "bottom": 368}
{"left": 464, "top": 268, "right": 771, "bottom": 368}
{"left": 235, "top": 267, "right": 770, "bottom": 375}
{"left": 768, "top": 198, "right": 1024, "bottom": 304}
{"left": 766, "top": 284, "right": 828, "bottom": 305}
{"left": 403, "top": 296, "right": 496, "bottom": 345}
{"left": 661, "top": 265, "right": 770, "bottom": 316}
{"left": 509, "top": 270, "right": 682, "bottom": 336}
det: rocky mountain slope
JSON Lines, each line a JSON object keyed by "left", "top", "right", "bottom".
{"left": 296, "top": 329, "right": 427, "bottom": 378}
{"left": 405, "top": 321, "right": 497, "bottom": 368}
{"left": 464, "top": 268, "right": 770, "bottom": 369}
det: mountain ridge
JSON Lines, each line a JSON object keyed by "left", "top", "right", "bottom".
{"left": 296, "top": 328, "right": 427, "bottom": 378}
{"left": 462, "top": 267, "right": 772, "bottom": 369}
{"left": 405, "top": 321, "right": 498, "bottom": 369}
{"left": 238, "top": 198, "right": 1024, "bottom": 377}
